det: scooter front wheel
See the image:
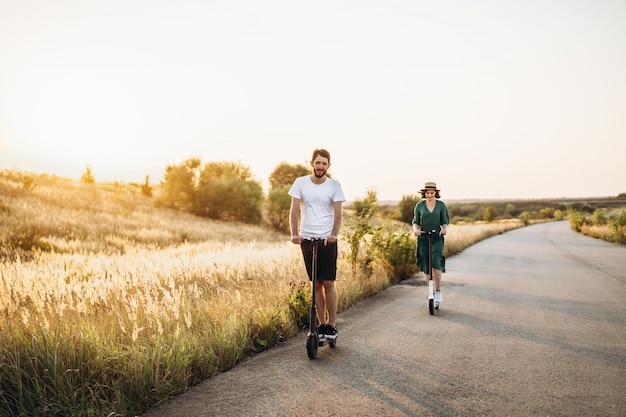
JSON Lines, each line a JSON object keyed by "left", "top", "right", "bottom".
{"left": 306, "top": 333, "right": 318, "bottom": 359}
{"left": 429, "top": 298, "right": 435, "bottom": 315}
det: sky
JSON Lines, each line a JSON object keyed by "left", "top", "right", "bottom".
{"left": 1, "top": 0, "right": 625, "bottom": 201}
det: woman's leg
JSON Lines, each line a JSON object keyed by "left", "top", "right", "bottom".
{"left": 433, "top": 268, "right": 442, "bottom": 291}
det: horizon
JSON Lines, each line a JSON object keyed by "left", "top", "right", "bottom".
{"left": 3, "top": 165, "right": 623, "bottom": 204}
{"left": 1, "top": 1, "right": 625, "bottom": 201}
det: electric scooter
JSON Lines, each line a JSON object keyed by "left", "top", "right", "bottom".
{"left": 420, "top": 230, "right": 439, "bottom": 315}
{"left": 305, "top": 239, "right": 337, "bottom": 359}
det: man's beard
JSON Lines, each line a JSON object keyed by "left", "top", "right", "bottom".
{"left": 314, "top": 168, "right": 327, "bottom": 178}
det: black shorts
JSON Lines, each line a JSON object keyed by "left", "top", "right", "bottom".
{"left": 300, "top": 239, "right": 338, "bottom": 281}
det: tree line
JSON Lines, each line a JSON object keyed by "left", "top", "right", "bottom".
{"left": 116, "top": 158, "right": 626, "bottom": 235}
{"left": 157, "top": 158, "right": 309, "bottom": 232}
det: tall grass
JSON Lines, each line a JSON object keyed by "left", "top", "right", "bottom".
{"left": 445, "top": 219, "right": 524, "bottom": 257}
{"left": 1, "top": 170, "right": 523, "bottom": 416}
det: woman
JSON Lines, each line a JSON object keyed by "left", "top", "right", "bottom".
{"left": 412, "top": 182, "right": 450, "bottom": 303}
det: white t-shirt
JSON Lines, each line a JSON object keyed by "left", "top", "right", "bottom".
{"left": 288, "top": 175, "right": 346, "bottom": 238}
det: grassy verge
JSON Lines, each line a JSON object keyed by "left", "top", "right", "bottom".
{"left": 0, "top": 171, "right": 526, "bottom": 416}
{"left": 567, "top": 208, "right": 626, "bottom": 244}
{"left": 1, "top": 222, "right": 524, "bottom": 416}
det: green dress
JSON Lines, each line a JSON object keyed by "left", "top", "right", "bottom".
{"left": 412, "top": 199, "right": 450, "bottom": 274}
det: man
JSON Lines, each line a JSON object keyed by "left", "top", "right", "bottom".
{"left": 289, "top": 148, "right": 345, "bottom": 339}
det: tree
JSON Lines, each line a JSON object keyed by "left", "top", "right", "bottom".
{"left": 268, "top": 162, "right": 309, "bottom": 189}
{"left": 483, "top": 206, "right": 498, "bottom": 222}
{"left": 159, "top": 158, "right": 201, "bottom": 210}
{"left": 505, "top": 203, "right": 517, "bottom": 217}
{"left": 193, "top": 161, "right": 263, "bottom": 224}
{"left": 266, "top": 184, "right": 292, "bottom": 233}
{"left": 397, "top": 194, "right": 421, "bottom": 224}
{"left": 141, "top": 174, "right": 153, "bottom": 197}
{"left": 80, "top": 165, "right": 95, "bottom": 183}
{"left": 266, "top": 162, "right": 310, "bottom": 233}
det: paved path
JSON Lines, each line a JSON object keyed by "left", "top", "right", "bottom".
{"left": 143, "top": 221, "right": 626, "bottom": 416}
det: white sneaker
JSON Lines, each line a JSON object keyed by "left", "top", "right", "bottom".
{"left": 435, "top": 290, "right": 443, "bottom": 303}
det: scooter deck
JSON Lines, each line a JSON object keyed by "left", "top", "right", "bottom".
{"left": 428, "top": 298, "right": 440, "bottom": 308}
{"left": 318, "top": 335, "right": 338, "bottom": 346}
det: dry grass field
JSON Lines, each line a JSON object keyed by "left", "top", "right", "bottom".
{"left": 0, "top": 170, "right": 526, "bottom": 417}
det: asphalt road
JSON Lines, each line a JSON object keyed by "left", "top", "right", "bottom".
{"left": 142, "top": 221, "right": 626, "bottom": 417}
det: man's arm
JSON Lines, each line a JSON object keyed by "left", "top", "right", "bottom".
{"left": 290, "top": 197, "right": 301, "bottom": 243}
{"left": 330, "top": 201, "right": 343, "bottom": 241}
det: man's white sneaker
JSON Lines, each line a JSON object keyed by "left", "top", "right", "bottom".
{"left": 435, "top": 290, "right": 443, "bottom": 303}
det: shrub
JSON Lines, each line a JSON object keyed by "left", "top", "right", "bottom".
{"left": 285, "top": 281, "right": 311, "bottom": 328}
{"left": 593, "top": 209, "right": 607, "bottom": 225}
{"left": 483, "top": 206, "right": 498, "bottom": 222}
{"left": 80, "top": 165, "right": 95, "bottom": 183}
{"left": 519, "top": 211, "right": 534, "bottom": 225}
{"left": 343, "top": 214, "right": 375, "bottom": 277}
{"left": 607, "top": 210, "right": 626, "bottom": 244}
{"left": 396, "top": 194, "right": 420, "bottom": 224}
{"left": 567, "top": 209, "right": 587, "bottom": 232}
{"left": 370, "top": 222, "right": 417, "bottom": 282}
{"left": 266, "top": 185, "right": 291, "bottom": 233}
{"left": 352, "top": 189, "right": 378, "bottom": 218}
{"left": 504, "top": 203, "right": 517, "bottom": 217}
{"left": 141, "top": 175, "right": 153, "bottom": 197}
{"left": 539, "top": 207, "right": 555, "bottom": 219}
{"left": 343, "top": 191, "right": 377, "bottom": 277}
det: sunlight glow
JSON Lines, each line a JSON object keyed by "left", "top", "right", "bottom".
{"left": 1, "top": 1, "right": 625, "bottom": 199}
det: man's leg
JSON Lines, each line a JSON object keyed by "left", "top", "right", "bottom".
{"left": 315, "top": 281, "right": 326, "bottom": 324}
{"left": 323, "top": 280, "right": 337, "bottom": 327}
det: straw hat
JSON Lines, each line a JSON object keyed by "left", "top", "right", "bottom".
{"left": 420, "top": 182, "right": 440, "bottom": 192}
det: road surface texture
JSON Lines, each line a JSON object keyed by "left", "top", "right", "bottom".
{"left": 142, "top": 221, "right": 626, "bottom": 417}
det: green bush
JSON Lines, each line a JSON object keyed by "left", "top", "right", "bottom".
{"left": 266, "top": 185, "right": 291, "bottom": 233}
{"left": 483, "top": 206, "right": 498, "bottom": 222}
{"left": 396, "top": 194, "right": 420, "bottom": 224}
{"left": 352, "top": 189, "right": 378, "bottom": 218}
{"left": 343, "top": 190, "right": 378, "bottom": 277}
{"left": 370, "top": 222, "right": 417, "bottom": 282}
{"left": 286, "top": 281, "right": 311, "bottom": 328}
{"left": 607, "top": 210, "right": 626, "bottom": 244}
{"left": 343, "top": 215, "right": 375, "bottom": 277}
{"left": 519, "top": 211, "right": 535, "bottom": 225}
{"left": 504, "top": 203, "right": 517, "bottom": 217}
{"left": 539, "top": 207, "right": 555, "bottom": 219}
{"left": 567, "top": 209, "right": 587, "bottom": 232}
{"left": 592, "top": 209, "right": 607, "bottom": 225}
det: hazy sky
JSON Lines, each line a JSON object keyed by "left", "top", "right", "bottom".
{"left": 1, "top": 0, "right": 625, "bottom": 201}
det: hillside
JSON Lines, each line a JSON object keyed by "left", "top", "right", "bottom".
{"left": 0, "top": 170, "right": 285, "bottom": 260}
